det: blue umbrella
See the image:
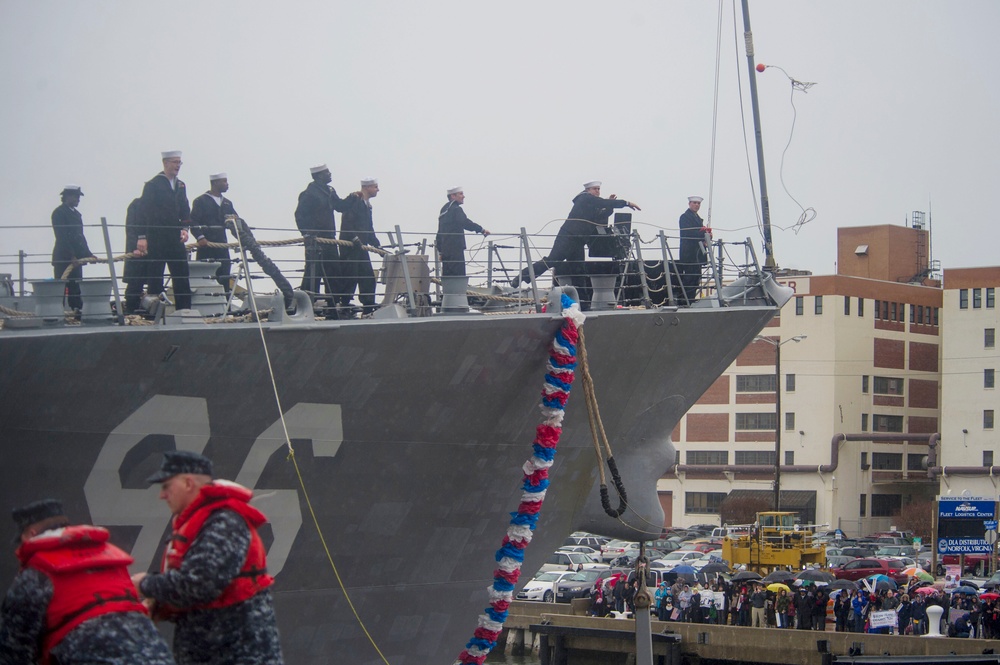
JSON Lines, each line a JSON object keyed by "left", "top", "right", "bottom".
{"left": 672, "top": 565, "right": 698, "bottom": 575}
{"left": 950, "top": 585, "right": 979, "bottom": 595}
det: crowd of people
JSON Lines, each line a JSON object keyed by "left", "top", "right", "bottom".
{"left": 585, "top": 568, "right": 1000, "bottom": 639}
{"left": 49, "top": 154, "right": 713, "bottom": 317}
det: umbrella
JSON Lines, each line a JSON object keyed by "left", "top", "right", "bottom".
{"left": 796, "top": 569, "right": 836, "bottom": 583}
{"left": 762, "top": 570, "right": 797, "bottom": 584}
{"left": 980, "top": 592, "right": 999, "bottom": 601}
{"left": 732, "top": 571, "right": 763, "bottom": 582}
{"left": 902, "top": 567, "right": 934, "bottom": 582}
{"left": 700, "top": 562, "right": 730, "bottom": 575}
{"left": 950, "top": 585, "right": 979, "bottom": 595}
{"left": 864, "top": 574, "right": 897, "bottom": 592}
{"left": 828, "top": 579, "right": 859, "bottom": 591}
{"left": 767, "top": 583, "right": 791, "bottom": 593}
{"left": 913, "top": 585, "right": 937, "bottom": 596}
{"left": 672, "top": 565, "right": 698, "bottom": 575}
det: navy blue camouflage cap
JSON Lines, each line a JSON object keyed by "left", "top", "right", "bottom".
{"left": 146, "top": 450, "right": 214, "bottom": 484}
{"left": 12, "top": 499, "right": 66, "bottom": 542}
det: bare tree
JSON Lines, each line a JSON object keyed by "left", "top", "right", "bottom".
{"left": 720, "top": 494, "right": 772, "bottom": 526}
{"left": 895, "top": 498, "right": 934, "bottom": 540}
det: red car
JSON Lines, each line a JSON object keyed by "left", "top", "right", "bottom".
{"left": 939, "top": 553, "right": 991, "bottom": 577}
{"left": 833, "top": 558, "right": 908, "bottom": 585}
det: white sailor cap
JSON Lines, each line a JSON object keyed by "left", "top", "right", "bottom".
{"left": 447, "top": 185, "right": 463, "bottom": 196}
{"left": 61, "top": 184, "right": 84, "bottom": 196}
{"left": 583, "top": 181, "right": 602, "bottom": 189}
{"left": 361, "top": 177, "right": 378, "bottom": 186}
{"left": 688, "top": 196, "right": 703, "bottom": 203}
{"left": 161, "top": 150, "right": 182, "bottom": 160}
{"left": 209, "top": 172, "right": 227, "bottom": 181}
{"left": 310, "top": 164, "right": 329, "bottom": 174}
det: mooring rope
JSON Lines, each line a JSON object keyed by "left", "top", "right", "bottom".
{"left": 578, "top": 327, "right": 628, "bottom": 518}
{"left": 454, "top": 292, "right": 586, "bottom": 665}
{"left": 229, "top": 227, "right": 393, "bottom": 665}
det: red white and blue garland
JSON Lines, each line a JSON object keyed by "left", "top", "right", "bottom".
{"left": 455, "top": 293, "right": 585, "bottom": 665}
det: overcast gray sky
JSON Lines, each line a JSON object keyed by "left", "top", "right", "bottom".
{"left": 3, "top": 0, "right": 998, "bottom": 285}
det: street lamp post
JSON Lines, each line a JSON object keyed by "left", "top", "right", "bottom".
{"left": 753, "top": 334, "right": 807, "bottom": 512}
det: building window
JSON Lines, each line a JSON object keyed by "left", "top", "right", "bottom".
{"left": 844, "top": 296, "right": 851, "bottom": 315}
{"left": 675, "top": 450, "right": 681, "bottom": 465}
{"left": 735, "top": 450, "right": 776, "bottom": 465}
{"left": 986, "top": 410, "right": 995, "bottom": 430}
{"left": 988, "top": 287, "right": 996, "bottom": 309}
{"left": 736, "top": 374, "right": 776, "bottom": 392}
{"left": 686, "top": 450, "right": 729, "bottom": 465}
{"left": 933, "top": 307, "right": 939, "bottom": 326}
{"left": 860, "top": 494, "right": 867, "bottom": 517}
{"left": 910, "top": 304, "right": 915, "bottom": 323}
{"left": 861, "top": 413, "right": 869, "bottom": 432}
{"left": 873, "top": 414, "right": 904, "bottom": 432}
{"left": 685, "top": 492, "right": 727, "bottom": 514}
{"left": 861, "top": 452, "right": 869, "bottom": 469}
{"left": 917, "top": 305, "right": 925, "bottom": 323}
{"left": 786, "top": 374, "right": 796, "bottom": 392}
{"left": 871, "top": 494, "right": 902, "bottom": 517}
{"left": 785, "top": 450, "right": 794, "bottom": 465}
{"left": 785, "top": 412, "right": 795, "bottom": 430}
{"left": 815, "top": 296, "right": 823, "bottom": 315}
{"left": 872, "top": 452, "right": 903, "bottom": 470}
{"left": 858, "top": 298, "right": 864, "bottom": 317}
{"left": 862, "top": 376, "right": 869, "bottom": 393}
{"left": 986, "top": 369, "right": 995, "bottom": 389}
{"left": 882, "top": 301, "right": 889, "bottom": 319}
{"left": 874, "top": 299, "right": 881, "bottom": 320}
{"left": 987, "top": 328, "right": 996, "bottom": 349}
{"left": 960, "top": 289, "right": 969, "bottom": 309}
{"left": 735, "top": 413, "right": 778, "bottom": 430}
{"left": 873, "top": 376, "right": 905, "bottom": 395}
{"left": 974, "top": 288, "right": 982, "bottom": 309}
{"left": 795, "top": 296, "right": 803, "bottom": 315}
{"left": 985, "top": 451, "right": 994, "bottom": 468}
{"left": 890, "top": 302, "right": 898, "bottom": 320}
{"left": 897, "top": 303, "right": 905, "bottom": 322}
{"left": 907, "top": 453, "right": 925, "bottom": 471}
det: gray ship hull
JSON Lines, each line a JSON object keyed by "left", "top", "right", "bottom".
{"left": 0, "top": 305, "right": 775, "bottom": 663}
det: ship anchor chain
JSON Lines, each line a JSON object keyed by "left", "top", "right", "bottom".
{"left": 578, "top": 327, "right": 629, "bottom": 518}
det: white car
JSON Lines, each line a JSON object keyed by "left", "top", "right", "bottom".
{"left": 516, "top": 571, "right": 579, "bottom": 602}
{"left": 650, "top": 550, "right": 703, "bottom": 570}
{"left": 557, "top": 545, "right": 601, "bottom": 557}
{"left": 692, "top": 550, "right": 726, "bottom": 570}
{"left": 600, "top": 539, "right": 636, "bottom": 563}
{"left": 538, "top": 551, "right": 609, "bottom": 573}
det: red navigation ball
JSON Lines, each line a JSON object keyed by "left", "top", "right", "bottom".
{"left": 756, "top": 63, "right": 766, "bottom": 72}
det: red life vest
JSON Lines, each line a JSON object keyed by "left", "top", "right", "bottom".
{"left": 17, "top": 525, "right": 147, "bottom": 665}
{"left": 161, "top": 480, "right": 273, "bottom": 611}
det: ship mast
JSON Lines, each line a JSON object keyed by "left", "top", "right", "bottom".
{"left": 741, "top": 0, "right": 776, "bottom": 270}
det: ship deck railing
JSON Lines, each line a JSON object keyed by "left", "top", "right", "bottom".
{"left": 1, "top": 219, "right": 774, "bottom": 321}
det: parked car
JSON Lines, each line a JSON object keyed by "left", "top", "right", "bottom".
{"left": 599, "top": 539, "right": 635, "bottom": 563}
{"left": 517, "top": 570, "right": 578, "bottom": 602}
{"left": 683, "top": 541, "right": 720, "bottom": 554}
{"left": 539, "top": 551, "right": 608, "bottom": 573}
{"left": 650, "top": 550, "right": 704, "bottom": 570}
{"left": 874, "top": 545, "right": 917, "bottom": 559}
{"left": 554, "top": 570, "right": 601, "bottom": 603}
{"left": 826, "top": 555, "right": 856, "bottom": 569}
{"left": 833, "top": 558, "right": 907, "bottom": 585}
{"left": 557, "top": 545, "right": 601, "bottom": 557}
{"left": 839, "top": 546, "right": 876, "bottom": 559}
{"left": 562, "top": 533, "right": 609, "bottom": 550}
{"left": 650, "top": 539, "right": 681, "bottom": 554}
{"left": 939, "top": 553, "right": 991, "bottom": 577}
{"left": 692, "top": 550, "right": 727, "bottom": 570}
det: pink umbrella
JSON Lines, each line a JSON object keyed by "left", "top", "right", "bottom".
{"left": 913, "top": 586, "right": 937, "bottom": 596}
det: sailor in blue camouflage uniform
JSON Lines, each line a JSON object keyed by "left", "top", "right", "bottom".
{"left": 134, "top": 451, "right": 284, "bottom": 665}
{"left": 0, "top": 499, "right": 175, "bottom": 664}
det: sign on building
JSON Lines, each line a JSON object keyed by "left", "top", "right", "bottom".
{"left": 937, "top": 497, "right": 996, "bottom": 555}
